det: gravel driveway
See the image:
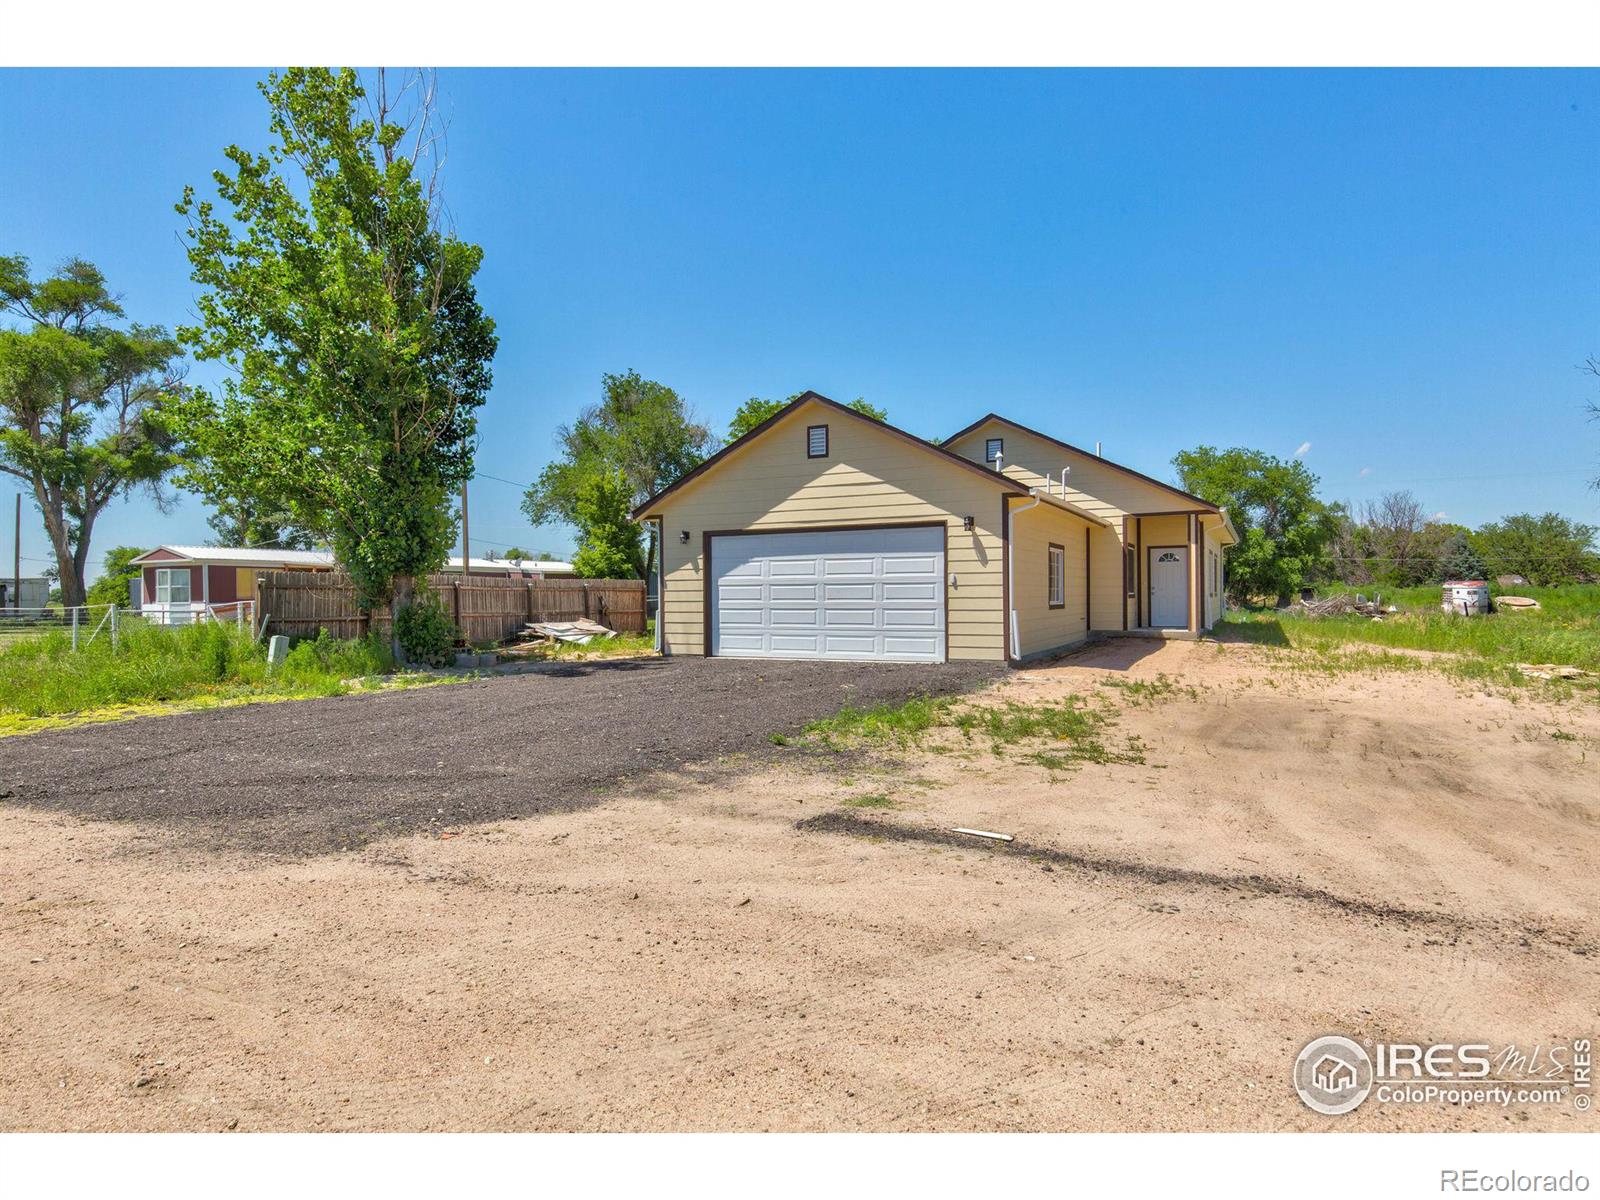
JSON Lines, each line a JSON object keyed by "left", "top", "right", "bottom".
{"left": 0, "top": 657, "right": 1001, "bottom": 855}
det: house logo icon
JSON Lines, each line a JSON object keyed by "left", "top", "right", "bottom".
{"left": 1294, "top": 1036, "right": 1373, "bottom": 1115}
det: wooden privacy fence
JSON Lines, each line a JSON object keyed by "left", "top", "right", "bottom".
{"left": 254, "top": 571, "right": 647, "bottom": 644}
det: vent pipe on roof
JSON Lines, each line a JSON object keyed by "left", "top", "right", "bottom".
{"left": 992, "top": 449, "right": 1004, "bottom": 473}
{"left": 1095, "top": 441, "right": 1102, "bottom": 457}
{"left": 1060, "top": 466, "right": 1070, "bottom": 496}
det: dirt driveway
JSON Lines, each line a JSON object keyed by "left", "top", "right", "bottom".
{"left": 1, "top": 641, "right": 1596, "bottom": 1131}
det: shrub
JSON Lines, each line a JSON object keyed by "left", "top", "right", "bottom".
{"left": 393, "top": 593, "right": 458, "bottom": 666}
{"left": 280, "top": 628, "right": 394, "bottom": 684}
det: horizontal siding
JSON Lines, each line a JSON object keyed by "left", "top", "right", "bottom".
{"left": 948, "top": 423, "right": 1207, "bottom": 524}
{"left": 652, "top": 403, "right": 1010, "bottom": 660}
{"left": 1011, "top": 503, "right": 1092, "bottom": 658}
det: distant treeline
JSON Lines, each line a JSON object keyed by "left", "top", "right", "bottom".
{"left": 1328, "top": 494, "right": 1598, "bottom": 588}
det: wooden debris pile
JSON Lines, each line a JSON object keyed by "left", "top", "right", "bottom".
{"left": 521, "top": 618, "right": 618, "bottom": 646}
{"left": 1296, "top": 593, "right": 1390, "bottom": 619}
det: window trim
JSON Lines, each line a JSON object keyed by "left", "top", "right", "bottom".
{"left": 1047, "top": 543, "right": 1066, "bottom": 609}
{"left": 1124, "top": 543, "right": 1136, "bottom": 598}
{"left": 154, "top": 566, "right": 192, "bottom": 606}
{"left": 984, "top": 437, "right": 1004, "bottom": 464}
{"left": 806, "top": 424, "right": 829, "bottom": 459}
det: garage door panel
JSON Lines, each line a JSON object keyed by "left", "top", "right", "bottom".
{"left": 711, "top": 526, "right": 945, "bottom": 663}
{"left": 823, "top": 556, "right": 876, "bottom": 576}
{"left": 771, "top": 634, "right": 823, "bottom": 652}
{"left": 770, "top": 584, "right": 819, "bottom": 601}
{"left": 823, "top": 583, "right": 876, "bottom": 601}
{"left": 884, "top": 636, "right": 941, "bottom": 656}
{"left": 823, "top": 608, "right": 876, "bottom": 627}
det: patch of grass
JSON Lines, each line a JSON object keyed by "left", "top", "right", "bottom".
{"left": 0, "top": 620, "right": 408, "bottom": 728}
{"left": 840, "top": 793, "right": 896, "bottom": 809}
{"left": 1098, "top": 673, "right": 1197, "bottom": 706}
{"left": 801, "top": 694, "right": 958, "bottom": 746}
{"left": 788, "top": 691, "right": 1145, "bottom": 771}
{"left": 1220, "top": 585, "right": 1600, "bottom": 692}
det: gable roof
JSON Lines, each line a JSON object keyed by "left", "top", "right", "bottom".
{"left": 631, "top": 391, "right": 1024, "bottom": 520}
{"left": 941, "top": 413, "right": 1221, "bottom": 514}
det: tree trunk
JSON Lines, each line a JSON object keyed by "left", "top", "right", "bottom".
{"left": 35, "top": 490, "right": 86, "bottom": 608}
{"left": 389, "top": 573, "right": 415, "bottom": 664}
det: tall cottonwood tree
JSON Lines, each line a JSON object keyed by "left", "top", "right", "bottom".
{"left": 168, "top": 68, "right": 496, "bottom": 653}
{"left": 0, "top": 256, "right": 181, "bottom": 607}
{"left": 523, "top": 371, "right": 714, "bottom": 581}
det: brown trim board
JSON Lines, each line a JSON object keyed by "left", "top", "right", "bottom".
{"left": 1001, "top": 496, "right": 1011, "bottom": 664}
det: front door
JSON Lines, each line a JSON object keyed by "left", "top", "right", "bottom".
{"left": 1148, "top": 546, "right": 1189, "bottom": 628}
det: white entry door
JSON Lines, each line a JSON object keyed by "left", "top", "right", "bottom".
{"left": 711, "top": 526, "right": 945, "bottom": 662}
{"left": 1148, "top": 546, "right": 1189, "bottom": 628}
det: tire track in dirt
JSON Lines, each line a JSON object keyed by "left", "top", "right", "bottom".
{"left": 795, "top": 811, "right": 1597, "bottom": 957}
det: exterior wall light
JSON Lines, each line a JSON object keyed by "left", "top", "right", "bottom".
{"left": 962, "top": 516, "right": 975, "bottom": 532}
{"left": 678, "top": 530, "right": 690, "bottom": 543}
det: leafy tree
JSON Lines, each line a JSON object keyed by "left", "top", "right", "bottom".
{"left": 85, "top": 545, "right": 148, "bottom": 608}
{"left": 205, "top": 493, "right": 314, "bottom": 550}
{"left": 569, "top": 471, "right": 646, "bottom": 579}
{"left": 726, "top": 393, "right": 886, "bottom": 441}
{"left": 167, "top": 68, "right": 496, "bottom": 660}
{"left": 1172, "top": 445, "right": 1339, "bottom": 605}
{"left": 0, "top": 256, "right": 181, "bottom": 607}
{"left": 1471, "top": 512, "right": 1599, "bottom": 586}
{"left": 500, "top": 546, "right": 532, "bottom": 562}
{"left": 523, "top": 370, "right": 713, "bottom": 579}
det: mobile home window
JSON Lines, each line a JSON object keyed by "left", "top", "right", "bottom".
{"left": 1047, "top": 544, "right": 1066, "bottom": 608}
{"left": 807, "top": 425, "right": 829, "bottom": 458}
{"left": 985, "top": 437, "right": 1003, "bottom": 464}
{"left": 154, "top": 567, "right": 191, "bottom": 605}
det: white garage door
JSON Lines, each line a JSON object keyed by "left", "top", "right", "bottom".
{"left": 711, "top": 526, "right": 946, "bottom": 662}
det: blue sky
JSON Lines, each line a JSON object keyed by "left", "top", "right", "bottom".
{"left": 1, "top": 68, "right": 1596, "bottom": 581}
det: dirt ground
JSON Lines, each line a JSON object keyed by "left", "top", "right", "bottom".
{"left": 1, "top": 639, "right": 1596, "bottom": 1131}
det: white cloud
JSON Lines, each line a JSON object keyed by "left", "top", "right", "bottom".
{"left": 1432, "top": 511, "right": 1448, "bottom": 522}
{"left": 1294, "top": 441, "right": 1312, "bottom": 458}
{"left": 1358, "top": 466, "right": 1371, "bottom": 477}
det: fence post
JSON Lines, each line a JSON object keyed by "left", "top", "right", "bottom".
{"left": 452, "top": 580, "right": 462, "bottom": 628}
{"left": 71, "top": 605, "right": 79, "bottom": 651}
{"left": 582, "top": 584, "right": 591, "bottom": 620}
{"left": 111, "top": 604, "right": 119, "bottom": 652}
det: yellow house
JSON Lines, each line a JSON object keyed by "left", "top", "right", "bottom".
{"left": 633, "top": 393, "right": 1237, "bottom": 664}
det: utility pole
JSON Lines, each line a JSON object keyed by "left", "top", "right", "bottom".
{"left": 11, "top": 494, "right": 19, "bottom": 614}
{"left": 460, "top": 481, "right": 470, "bottom": 577}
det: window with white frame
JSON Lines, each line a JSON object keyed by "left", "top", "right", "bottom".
{"left": 1047, "top": 544, "right": 1065, "bottom": 608}
{"left": 154, "top": 567, "right": 191, "bottom": 605}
